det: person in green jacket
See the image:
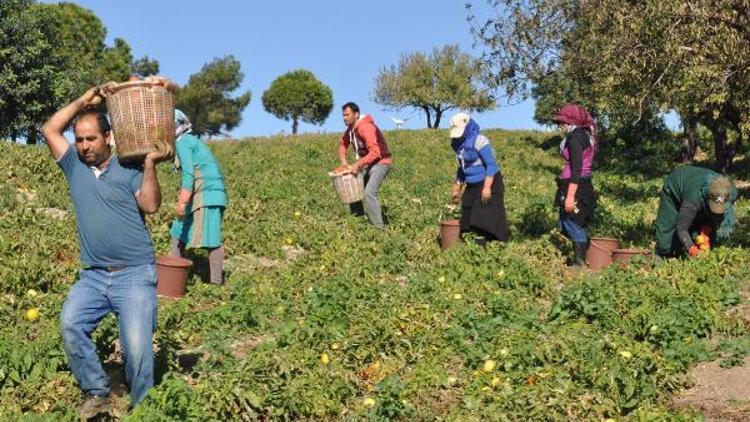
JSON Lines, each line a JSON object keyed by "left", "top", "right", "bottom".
{"left": 169, "top": 110, "right": 228, "bottom": 284}
{"left": 654, "top": 165, "right": 736, "bottom": 258}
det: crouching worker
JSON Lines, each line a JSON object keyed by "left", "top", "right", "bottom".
{"left": 168, "top": 110, "right": 228, "bottom": 285}
{"left": 655, "top": 165, "right": 736, "bottom": 258}
{"left": 42, "top": 84, "right": 171, "bottom": 417}
{"left": 449, "top": 112, "right": 509, "bottom": 245}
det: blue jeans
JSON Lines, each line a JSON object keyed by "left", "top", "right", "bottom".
{"left": 559, "top": 212, "right": 589, "bottom": 243}
{"left": 60, "top": 263, "right": 157, "bottom": 406}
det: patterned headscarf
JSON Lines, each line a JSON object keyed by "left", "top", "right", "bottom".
{"left": 173, "top": 109, "right": 192, "bottom": 171}
{"left": 175, "top": 109, "right": 193, "bottom": 138}
{"left": 553, "top": 104, "right": 597, "bottom": 137}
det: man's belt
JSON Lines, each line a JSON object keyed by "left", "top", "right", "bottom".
{"left": 86, "top": 265, "right": 126, "bottom": 272}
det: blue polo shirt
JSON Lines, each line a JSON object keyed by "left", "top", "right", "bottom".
{"left": 58, "top": 146, "right": 155, "bottom": 267}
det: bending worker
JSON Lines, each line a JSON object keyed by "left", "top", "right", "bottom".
{"left": 337, "top": 102, "right": 392, "bottom": 228}
{"left": 449, "top": 112, "right": 509, "bottom": 244}
{"left": 169, "top": 110, "right": 228, "bottom": 284}
{"left": 655, "top": 165, "right": 736, "bottom": 257}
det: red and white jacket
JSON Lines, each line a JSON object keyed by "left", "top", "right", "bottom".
{"left": 338, "top": 115, "right": 392, "bottom": 167}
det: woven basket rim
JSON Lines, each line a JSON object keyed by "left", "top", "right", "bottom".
{"left": 328, "top": 171, "right": 361, "bottom": 178}
{"left": 107, "top": 81, "right": 173, "bottom": 95}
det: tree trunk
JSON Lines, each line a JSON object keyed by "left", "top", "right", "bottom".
{"left": 728, "top": 133, "right": 741, "bottom": 172}
{"left": 292, "top": 116, "right": 299, "bottom": 135}
{"left": 423, "top": 107, "right": 432, "bottom": 129}
{"left": 433, "top": 109, "right": 443, "bottom": 129}
{"left": 26, "top": 127, "right": 38, "bottom": 145}
{"left": 711, "top": 123, "right": 728, "bottom": 172}
{"left": 725, "top": 110, "right": 742, "bottom": 172}
{"left": 679, "top": 115, "right": 698, "bottom": 163}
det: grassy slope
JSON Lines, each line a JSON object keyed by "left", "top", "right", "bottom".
{"left": 0, "top": 128, "right": 749, "bottom": 420}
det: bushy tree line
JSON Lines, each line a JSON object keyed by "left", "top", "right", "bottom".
{"left": 468, "top": 0, "right": 750, "bottom": 171}
{"left": 1, "top": 1, "right": 251, "bottom": 142}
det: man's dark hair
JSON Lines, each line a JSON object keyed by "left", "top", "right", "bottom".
{"left": 71, "top": 111, "right": 111, "bottom": 135}
{"left": 342, "top": 102, "right": 360, "bottom": 113}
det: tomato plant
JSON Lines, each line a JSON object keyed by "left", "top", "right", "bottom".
{"left": 0, "top": 129, "right": 747, "bottom": 419}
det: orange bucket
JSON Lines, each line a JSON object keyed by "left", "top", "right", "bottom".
{"left": 586, "top": 237, "right": 620, "bottom": 271}
{"left": 440, "top": 219, "right": 461, "bottom": 250}
{"left": 612, "top": 248, "right": 652, "bottom": 264}
{"left": 156, "top": 255, "right": 193, "bottom": 298}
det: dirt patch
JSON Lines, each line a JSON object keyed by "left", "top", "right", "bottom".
{"left": 54, "top": 249, "right": 78, "bottom": 265}
{"left": 673, "top": 356, "right": 750, "bottom": 421}
{"left": 36, "top": 207, "right": 68, "bottom": 219}
{"left": 225, "top": 246, "right": 305, "bottom": 276}
{"left": 225, "top": 253, "right": 282, "bottom": 274}
{"left": 103, "top": 339, "right": 128, "bottom": 397}
{"left": 738, "top": 282, "right": 750, "bottom": 301}
{"left": 15, "top": 187, "right": 36, "bottom": 202}
{"left": 281, "top": 245, "right": 305, "bottom": 262}
{"left": 726, "top": 303, "right": 750, "bottom": 328}
{"left": 410, "top": 389, "right": 461, "bottom": 417}
{"left": 229, "top": 334, "right": 273, "bottom": 360}
{"left": 97, "top": 339, "right": 132, "bottom": 419}
{"left": 726, "top": 282, "right": 750, "bottom": 328}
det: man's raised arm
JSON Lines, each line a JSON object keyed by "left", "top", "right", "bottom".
{"left": 42, "top": 87, "right": 103, "bottom": 160}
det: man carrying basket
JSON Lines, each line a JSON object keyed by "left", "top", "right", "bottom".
{"left": 42, "top": 80, "right": 172, "bottom": 417}
{"left": 337, "top": 102, "right": 392, "bottom": 229}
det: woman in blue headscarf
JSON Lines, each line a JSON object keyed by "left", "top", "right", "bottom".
{"left": 168, "top": 110, "right": 228, "bottom": 284}
{"left": 449, "top": 112, "right": 509, "bottom": 244}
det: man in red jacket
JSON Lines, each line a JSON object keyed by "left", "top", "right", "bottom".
{"left": 338, "top": 102, "right": 393, "bottom": 228}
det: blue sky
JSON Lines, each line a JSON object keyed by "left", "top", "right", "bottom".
{"left": 44, "top": 0, "right": 549, "bottom": 137}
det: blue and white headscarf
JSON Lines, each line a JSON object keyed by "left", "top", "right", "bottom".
{"left": 452, "top": 118, "right": 482, "bottom": 169}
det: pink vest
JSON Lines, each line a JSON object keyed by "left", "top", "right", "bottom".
{"left": 559, "top": 132, "right": 595, "bottom": 180}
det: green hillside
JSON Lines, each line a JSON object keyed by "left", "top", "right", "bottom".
{"left": 1, "top": 129, "right": 749, "bottom": 420}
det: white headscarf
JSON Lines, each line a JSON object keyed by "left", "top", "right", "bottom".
{"left": 175, "top": 109, "right": 193, "bottom": 138}
{"left": 173, "top": 109, "right": 192, "bottom": 170}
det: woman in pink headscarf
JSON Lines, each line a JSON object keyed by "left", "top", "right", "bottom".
{"left": 552, "top": 104, "right": 598, "bottom": 267}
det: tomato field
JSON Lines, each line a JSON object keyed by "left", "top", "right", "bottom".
{"left": 2, "top": 129, "right": 750, "bottom": 420}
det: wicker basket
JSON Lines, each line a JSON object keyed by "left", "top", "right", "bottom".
{"left": 329, "top": 171, "right": 364, "bottom": 204}
{"left": 105, "top": 81, "right": 176, "bottom": 162}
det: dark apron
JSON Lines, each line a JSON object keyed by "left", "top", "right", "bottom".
{"left": 555, "top": 177, "right": 597, "bottom": 228}
{"left": 460, "top": 174, "right": 509, "bottom": 241}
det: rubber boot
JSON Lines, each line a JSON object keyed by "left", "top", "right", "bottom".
{"left": 208, "top": 246, "right": 225, "bottom": 285}
{"left": 570, "top": 242, "right": 588, "bottom": 267}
